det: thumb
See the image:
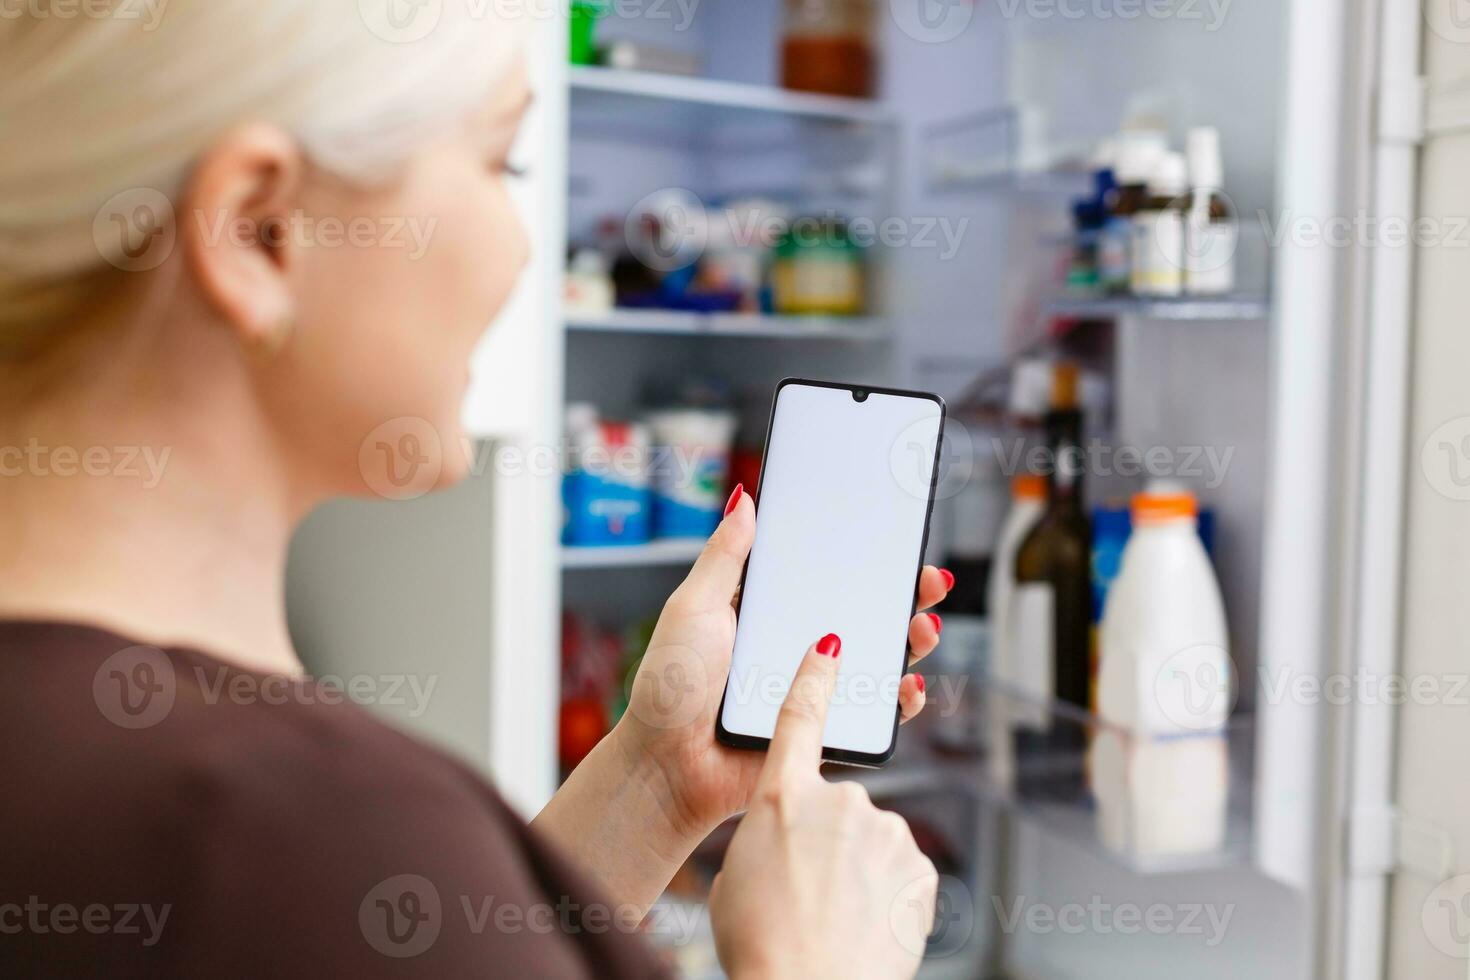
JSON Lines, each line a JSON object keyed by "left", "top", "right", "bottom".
{"left": 674, "top": 484, "right": 754, "bottom": 609}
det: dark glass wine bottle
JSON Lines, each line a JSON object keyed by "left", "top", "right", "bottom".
{"left": 1009, "top": 363, "right": 1093, "bottom": 797}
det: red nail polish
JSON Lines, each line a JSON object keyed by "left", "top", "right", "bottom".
{"left": 939, "top": 568, "right": 955, "bottom": 591}
{"left": 817, "top": 633, "right": 842, "bottom": 658}
{"left": 915, "top": 673, "right": 926, "bottom": 695}
{"left": 928, "top": 613, "right": 943, "bottom": 635}
{"left": 724, "top": 484, "right": 744, "bottom": 517}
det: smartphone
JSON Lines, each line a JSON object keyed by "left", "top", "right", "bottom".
{"left": 715, "top": 379, "right": 947, "bottom": 767}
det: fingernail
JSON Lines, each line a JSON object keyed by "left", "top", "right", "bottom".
{"left": 817, "top": 633, "right": 842, "bottom": 658}
{"left": 939, "top": 568, "right": 955, "bottom": 591}
{"left": 928, "top": 613, "right": 943, "bottom": 635}
{"left": 915, "top": 673, "right": 926, "bottom": 695}
{"left": 724, "top": 484, "right": 744, "bottom": 518}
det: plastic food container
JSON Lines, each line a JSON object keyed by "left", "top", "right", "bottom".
{"left": 772, "top": 218, "right": 866, "bottom": 316}
{"left": 648, "top": 410, "right": 738, "bottom": 539}
{"left": 562, "top": 405, "right": 653, "bottom": 547}
{"left": 569, "top": 0, "right": 605, "bottom": 66}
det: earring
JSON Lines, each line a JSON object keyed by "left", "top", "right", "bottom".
{"left": 251, "top": 312, "right": 296, "bottom": 362}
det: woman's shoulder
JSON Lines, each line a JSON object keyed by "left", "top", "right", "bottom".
{"left": 0, "top": 619, "right": 524, "bottom": 881}
{"left": 0, "top": 619, "right": 493, "bottom": 808}
{"left": 0, "top": 621, "right": 654, "bottom": 979}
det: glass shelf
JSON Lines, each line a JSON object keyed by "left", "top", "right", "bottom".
{"left": 567, "top": 309, "right": 890, "bottom": 342}
{"left": 923, "top": 104, "right": 1095, "bottom": 196}
{"left": 570, "top": 66, "right": 895, "bottom": 128}
{"left": 1044, "top": 294, "right": 1273, "bottom": 322}
{"left": 561, "top": 539, "right": 705, "bottom": 570}
{"left": 831, "top": 675, "right": 1255, "bottom": 877}
{"left": 929, "top": 164, "right": 1093, "bottom": 196}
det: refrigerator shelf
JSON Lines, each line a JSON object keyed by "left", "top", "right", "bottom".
{"left": 570, "top": 65, "right": 896, "bottom": 129}
{"left": 1044, "top": 294, "right": 1273, "bottom": 322}
{"left": 831, "top": 675, "right": 1256, "bottom": 878}
{"left": 923, "top": 104, "right": 1095, "bottom": 195}
{"left": 568, "top": 309, "right": 891, "bottom": 342}
{"left": 560, "top": 539, "right": 706, "bottom": 570}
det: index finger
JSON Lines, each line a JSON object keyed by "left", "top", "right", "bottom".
{"left": 760, "top": 633, "right": 843, "bottom": 783}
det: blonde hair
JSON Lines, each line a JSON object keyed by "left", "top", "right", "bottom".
{"left": 0, "top": 0, "right": 523, "bottom": 349}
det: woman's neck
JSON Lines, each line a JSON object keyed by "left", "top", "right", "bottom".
{"left": 0, "top": 332, "right": 308, "bottom": 677}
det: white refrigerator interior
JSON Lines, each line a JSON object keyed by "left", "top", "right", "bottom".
{"left": 282, "top": 0, "right": 1443, "bottom": 976}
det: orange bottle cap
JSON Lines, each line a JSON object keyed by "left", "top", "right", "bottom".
{"left": 1013, "top": 473, "right": 1047, "bottom": 500}
{"left": 1132, "top": 492, "right": 1198, "bottom": 524}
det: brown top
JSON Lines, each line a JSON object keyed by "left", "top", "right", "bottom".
{"left": 0, "top": 621, "right": 672, "bottom": 979}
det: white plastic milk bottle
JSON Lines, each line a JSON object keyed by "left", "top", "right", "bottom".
{"left": 1090, "top": 490, "right": 1233, "bottom": 858}
{"left": 984, "top": 474, "right": 1047, "bottom": 790}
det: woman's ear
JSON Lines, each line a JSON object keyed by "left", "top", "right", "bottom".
{"left": 179, "top": 123, "right": 304, "bottom": 353}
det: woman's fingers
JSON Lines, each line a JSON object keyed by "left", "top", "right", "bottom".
{"left": 907, "top": 612, "right": 942, "bottom": 666}
{"left": 898, "top": 672, "right": 927, "bottom": 724}
{"left": 900, "top": 610, "right": 942, "bottom": 722}
{"left": 759, "top": 633, "right": 843, "bottom": 786}
{"left": 675, "top": 485, "right": 755, "bottom": 611}
{"left": 915, "top": 566, "right": 954, "bottom": 613}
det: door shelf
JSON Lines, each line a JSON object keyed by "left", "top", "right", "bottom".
{"left": 929, "top": 164, "right": 1093, "bottom": 196}
{"left": 832, "top": 676, "right": 1255, "bottom": 877}
{"left": 561, "top": 539, "right": 706, "bottom": 570}
{"left": 570, "top": 66, "right": 895, "bottom": 128}
{"left": 568, "top": 309, "right": 890, "bottom": 342}
{"left": 923, "top": 104, "right": 1095, "bottom": 195}
{"left": 1045, "top": 294, "right": 1273, "bottom": 322}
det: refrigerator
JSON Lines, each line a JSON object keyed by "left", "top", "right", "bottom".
{"left": 285, "top": 0, "right": 1470, "bottom": 976}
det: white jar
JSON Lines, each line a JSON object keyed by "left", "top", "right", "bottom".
{"left": 1129, "top": 151, "right": 1189, "bottom": 298}
{"left": 647, "top": 410, "right": 738, "bottom": 540}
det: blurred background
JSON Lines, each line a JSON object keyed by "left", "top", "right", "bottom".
{"left": 283, "top": 1, "right": 1470, "bottom": 977}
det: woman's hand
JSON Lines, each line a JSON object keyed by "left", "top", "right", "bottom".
{"left": 535, "top": 487, "right": 953, "bottom": 917}
{"left": 618, "top": 486, "right": 954, "bottom": 840}
{"left": 710, "top": 634, "right": 938, "bottom": 979}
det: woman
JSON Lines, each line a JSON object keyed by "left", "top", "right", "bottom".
{"left": 0, "top": 3, "right": 949, "bottom": 976}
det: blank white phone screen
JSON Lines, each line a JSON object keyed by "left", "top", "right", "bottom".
{"left": 720, "top": 383, "right": 944, "bottom": 759}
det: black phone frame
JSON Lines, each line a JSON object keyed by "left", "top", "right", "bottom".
{"left": 713, "top": 377, "right": 948, "bottom": 768}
